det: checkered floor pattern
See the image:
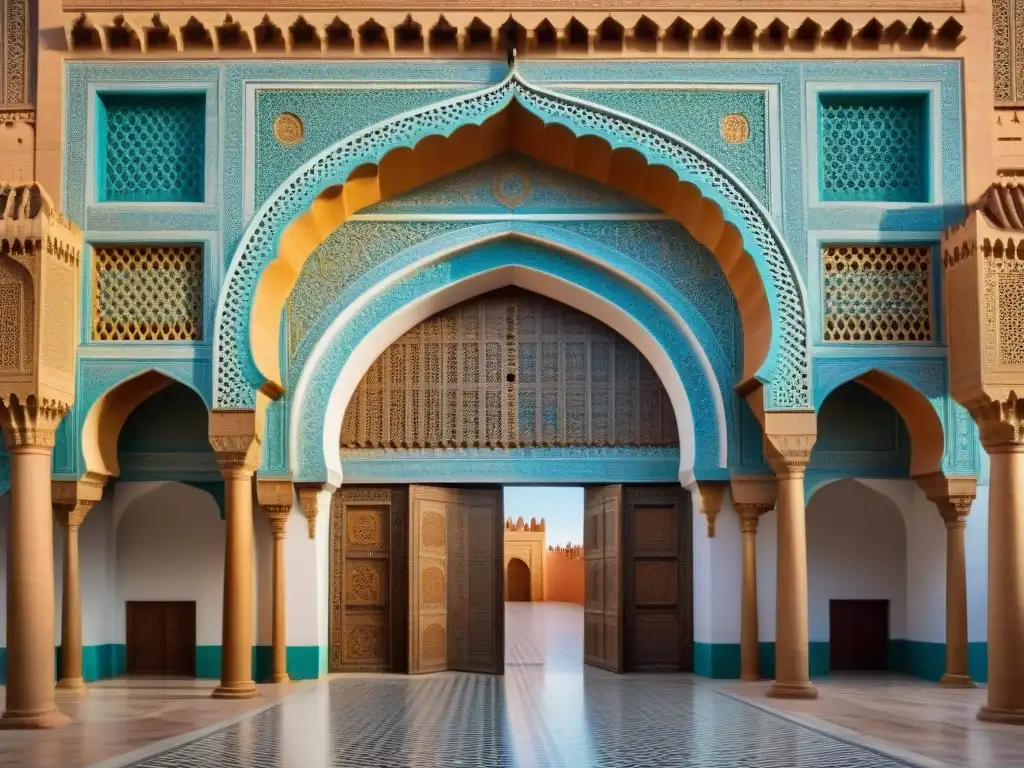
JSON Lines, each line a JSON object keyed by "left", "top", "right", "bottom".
{"left": 130, "top": 676, "right": 918, "bottom": 766}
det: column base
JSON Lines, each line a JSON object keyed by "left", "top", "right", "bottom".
{"left": 940, "top": 673, "right": 976, "bottom": 689}
{"left": 740, "top": 673, "right": 761, "bottom": 682}
{"left": 56, "top": 678, "right": 88, "bottom": 694}
{"left": 211, "top": 682, "right": 259, "bottom": 700}
{"left": 0, "top": 707, "right": 71, "bottom": 730}
{"left": 767, "top": 680, "right": 819, "bottom": 700}
{"left": 270, "top": 673, "right": 290, "bottom": 684}
{"left": 978, "top": 706, "right": 1024, "bottom": 725}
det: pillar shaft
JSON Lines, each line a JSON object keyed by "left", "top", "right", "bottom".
{"left": 736, "top": 504, "right": 765, "bottom": 682}
{"left": 265, "top": 507, "right": 290, "bottom": 684}
{"left": 979, "top": 445, "right": 1024, "bottom": 723}
{"left": 940, "top": 499, "right": 974, "bottom": 688}
{"left": 768, "top": 466, "right": 816, "bottom": 699}
{"left": 0, "top": 407, "right": 69, "bottom": 728}
{"left": 57, "top": 518, "right": 84, "bottom": 689}
{"left": 214, "top": 466, "right": 259, "bottom": 699}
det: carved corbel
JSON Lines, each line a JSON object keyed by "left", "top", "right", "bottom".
{"left": 295, "top": 482, "right": 335, "bottom": 540}
{"left": 695, "top": 480, "right": 727, "bottom": 537}
{"left": 257, "top": 478, "right": 294, "bottom": 539}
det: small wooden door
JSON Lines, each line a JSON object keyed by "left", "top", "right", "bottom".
{"left": 408, "top": 485, "right": 504, "bottom": 675}
{"left": 126, "top": 601, "right": 196, "bottom": 676}
{"left": 584, "top": 485, "right": 623, "bottom": 672}
{"left": 507, "top": 558, "right": 531, "bottom": 602}
{"left": 829, "top": 599, "right": 889, "bottom": 671}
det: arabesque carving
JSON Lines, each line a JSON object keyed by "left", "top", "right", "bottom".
{"left": 695, "top": 480, "right": 726, "bottom": 537}
{"left": 208, "top": 409, "right": 262, "bottom": 475}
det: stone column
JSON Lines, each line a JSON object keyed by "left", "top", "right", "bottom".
{"left": 977, "top": 417, "right": 1024, "bottom": 724}
{"left": 210, "top": 411, "right": 262, "bottom": 700}
{"left": 938, "top": 496, "right": 975, "bottom": 688}
{"left": 735, "top": 502, "right": 771, "bottom": 682}
{"left": 0, "top": 399, "right": 70, "bottom": 729}
{"left": 764, "top": 426, "right": 817, "bottom": 700}
{"left": 52, "top": 481, "right": 103, "bottom": 694}
{"left": 265, "top": 505, "right": 290, "bottom": 684}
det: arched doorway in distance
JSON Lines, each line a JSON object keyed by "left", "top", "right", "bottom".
{"left": 507, "top": 558, "right": 531, "bottom": 602}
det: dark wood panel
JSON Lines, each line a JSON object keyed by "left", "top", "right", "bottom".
{"left": 623, "top": 486, "right": 692, "bottom": 672}
{"left": 408, "top": 485, "right": 450, "bottom": 674}
{"left": 829, "top": 599, "right": 889, "bottom": 671}
{"left": 126, "top": 601, "right": 195, "bottom": 676}
{"left": 584, "top": 485, "right": 623, "bottom": 672}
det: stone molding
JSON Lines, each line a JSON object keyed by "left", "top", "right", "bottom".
{"left": 59, "top": 9, "right": 965, "bottom": 59}
{"left": 695, "top": 480, "right": 727, "bottom": 537}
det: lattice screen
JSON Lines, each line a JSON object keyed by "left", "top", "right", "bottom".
{"left": 822, "top": 245, "right": 933, "bottom": 343}
{"left": 0, "top": 256, "right": 33, "bottom": 373}
{"left": 98, "top": 92, "right": 206, "bottom": 203}
{"left": 341, "top": 290, "right": 679, "bottom": 448}
{"left": 818, "top": 94, "right": 928, "bottom": 203}
{"left": 92, "top": 245, "right": 204, "bottom": 341}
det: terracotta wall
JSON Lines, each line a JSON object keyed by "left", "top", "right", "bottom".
{"left": 544, "top": 552, "right": 584, "bottom": 605}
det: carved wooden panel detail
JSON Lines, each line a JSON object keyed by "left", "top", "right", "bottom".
{"left": 1, "top": 0, "right": 31, "bottom": 109}
{"left": 329, "top": 485, "right": 407, "bottom": 673}
{"left": 0, "top": 255, "right": 33, "bottom": 374}
{"left": 341, "top": 289, "right": 678, "bottom": 450}
{"left": 994, "top": 0, "right": 1024, "bottom": 104}
{"left": 584, "top": 484, "right": 623, "bottom": 672}
{"left": 409, "top": 485, "right": 449, "bottom": 674}
{"left": 623, "top": 486, "right": 692, "bottom": 672}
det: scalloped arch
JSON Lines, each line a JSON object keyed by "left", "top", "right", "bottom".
{"left": 214, "top": 70, "right": 810, "bottom": 416}
{"left": 817, "top": 368, "right": 945, "bottom": 478}
{"left": 81, "top": 369, "right": 210, "bottom": 480}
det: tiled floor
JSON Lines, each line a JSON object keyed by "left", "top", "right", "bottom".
{"left": 3, "top": 605, "right": 1023, "bottom": 768}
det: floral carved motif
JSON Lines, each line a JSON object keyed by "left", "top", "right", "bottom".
{"left": 421, "top": 623, "right": 445, "bottom": 660}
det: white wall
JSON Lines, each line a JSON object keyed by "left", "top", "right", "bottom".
{"left": 114, "top": 482, "right": 225, "bottom": 646}
{"left": 806, "top": 479, "right": 907, "bottom": 641}
{"left": 756, "top": 506, "right": 778, "bottom": 642}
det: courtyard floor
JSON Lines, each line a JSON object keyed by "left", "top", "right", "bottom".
{"left": 0, "top": 603, "right": 1021, "bottom": 768}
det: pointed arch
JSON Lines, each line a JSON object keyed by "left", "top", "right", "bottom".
{"left": 81, "top": 369, "right": 210, "bottom": 480}
{"left": 215, "top": 70, "right": 809, "bottom": 417}
{"left": 290, "top": 235, "right": 729, "bottom": 486}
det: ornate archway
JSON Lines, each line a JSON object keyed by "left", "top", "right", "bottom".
{"left": 289, "top": 236, "right": 728, "bottom": 485}
{"left": 214, "top": 69, "right": 810, "bottom": 418}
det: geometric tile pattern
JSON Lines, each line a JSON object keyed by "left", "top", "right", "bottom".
{"left": 99, "top": 92, "right": 205, "bottom": 203}
{"left": 129, "top": 604, "right": 920, "bottom": 768}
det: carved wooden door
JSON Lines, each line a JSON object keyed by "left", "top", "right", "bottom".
{"left": 584, "top": 484, "right": 623, "bottom": 672}
{"left": 408, "top": 485, "right": 503, "bottom": 675}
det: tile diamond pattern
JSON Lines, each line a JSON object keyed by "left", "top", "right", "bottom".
{"left": 129, "top": 674, "right": 920, "bottom": 768}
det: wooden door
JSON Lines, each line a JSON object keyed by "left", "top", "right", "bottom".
{"left": 126, "top": 601, "right": 196, "bottom": 676}
{"left": 408, "top": 485, "right": 503, "bottom": 675}
{"left": 447, "top": 488, "right": 504, "bottom": 674}
{"left": 829, "top": 599, "right": 889, "bottom": 671}
{"left": 584, "top": 485, "right": 623, "bottom": 672}
{"left": 408, "top": 485, "right": 450, "bottom": 674}
{"left": 623, "top": 486, "right": 692, "bottom": 672}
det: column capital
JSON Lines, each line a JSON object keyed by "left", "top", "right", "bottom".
{"left": 52, "top": 478, "right": 105, "bottom": 530}
{"left": 263, "top": 506, "right": 290, "bottom": 539}
{"left": 1, "top": 395, "right": 68, "bottom": 450}
{"left": 756, "top": 411, "right": 817, "bottom": 477}
{"left": 694, "top": 480, "right": 727, "bottom": 538}
{"left": 209, "top": 409, "right": 262, "bottom": 477}
{"left": 965, "top": 392, "right": 1024, "bottom": 453}
{"left": 734, "top": 502, "right": 771, "bottom": 534}
{"left": 915, "top": 472, "right": 977, "bottom": 528}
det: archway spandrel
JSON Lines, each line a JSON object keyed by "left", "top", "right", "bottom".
{"left": 215, "top": 71, "right": 809, "bottom": 415}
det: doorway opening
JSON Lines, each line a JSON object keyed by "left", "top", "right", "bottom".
{"left": 503, "top": 486, "right": 584, "bottom": 669}
{"left": 829, "top": 599, "right": 890, "bottom": 671}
